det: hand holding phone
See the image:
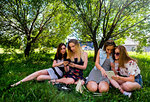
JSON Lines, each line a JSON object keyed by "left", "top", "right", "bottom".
{"left": 64, "top": 59, "right": 70, "bottom": 66}
{"left": 68, "top": 62, "right": 75, "bottom": 68}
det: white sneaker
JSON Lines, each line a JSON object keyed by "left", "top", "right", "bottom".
{"left": 128, "top": 92, "right": 132, "bottom": 98}
{"left": 123, "top": 91, "right": 132, "bottom": 98}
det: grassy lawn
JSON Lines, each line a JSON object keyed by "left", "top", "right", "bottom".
{"left": 0, "top": 48, "right": 4, "bottom": 53}
{"left": 0, "top": 51, "right": 150, "bottom": 102}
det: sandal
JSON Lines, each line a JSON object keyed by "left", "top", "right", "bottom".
{"left": 55, "top": 84, "right": 71, "bottom": 91}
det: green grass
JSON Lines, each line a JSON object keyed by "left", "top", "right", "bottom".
{"left": 0, "top": 48, "right": 4, "bottom": 53}
{"left": 0, "top": 51, "right": 150, "bottom": 102}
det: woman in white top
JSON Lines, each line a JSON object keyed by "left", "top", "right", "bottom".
{"left": 11, "top": 43, "right": 67, "bottom": 87}
{"left": 111, "top": 45, "right": 142, "bottom": 97}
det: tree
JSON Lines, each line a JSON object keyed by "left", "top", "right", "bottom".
{"left": 62, "top": 0, "right": 150, "bottom": 60}
{"left": 0, "top": 0, "right": 71, "bottom": 56}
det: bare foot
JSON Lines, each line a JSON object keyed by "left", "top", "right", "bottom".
{"left": 48, "top": 79, "right": 58, "bottom": 85}
{"left": 11, "top": 82, "right": 21, "bottom": 87}
{"left": 11, "top": 84, "right": 16, "bottom": 87}
{"left": 75, "top": 80, "right": 85, "bottom": 85}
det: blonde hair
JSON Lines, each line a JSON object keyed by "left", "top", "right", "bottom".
{"left": 67, "top": 39, "right": 84, "bottom": 62}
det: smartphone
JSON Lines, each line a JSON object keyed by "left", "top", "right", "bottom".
{"left": 64, "top": 59, "right": 71, "bottom": 62}
{"left": 64, "top": 59, "right": 71, "bottom": 66}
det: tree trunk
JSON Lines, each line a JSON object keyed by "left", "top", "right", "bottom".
{"left": 24, "top": 42, "right": 31, "bottom": 57}
{"left": 93, "top": 38, "right": 108, "bottom": 61}
{"left": 92, "top": 37, "right": 98, "bottom": 62}
{"left": 99, "top": 38, "right": 106, "bottom": 49}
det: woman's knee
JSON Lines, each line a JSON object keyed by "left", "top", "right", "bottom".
{"left": 98, "top": 81, "right": 109, "bottom": 93}
{"left": 36, "top": 75, "right": 50, "bottom": 81}
{"left": 36, "top": 75, "right": 43, "bottom": 81}
{"left": 121, "top": 82, "right": 141, "bottom": 91}
{"left": 86, "top": 81, "right": 98, "bottom": 92}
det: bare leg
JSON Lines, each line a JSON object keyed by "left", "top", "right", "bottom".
{"left": 86, "top": 81, "right": 98, "bottom": 92}
{"left": 55, "top": 78, "right": 75, "bottom": 84}
{"left": 98, "top": 81, "right": 109, "bottom": 93}
{"left": 117, "top": 80, "right": 125, "bottom": 85}
{"left": 36, "top": 75, "right": 51, "bottom": 81}
{"left": 110, "top": 79, "right": 132, "bottom": 97}
{"left": 11, "top": 70, "right": 49, "bottom": 87}
{"left": 110, "top": 79, "right": 124, "bottom": 93}
{"left": 121, "top": 81, "right": 141, "bottom": 91}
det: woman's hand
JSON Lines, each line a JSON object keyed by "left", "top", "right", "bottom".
{"left": 64, "top": 61, "right": 69, "bottom": 66}
{"left": 61, "top": 61, "right": 64, "bottom": 65}
{"left": 112, "top": 75, "right": 120, "bottom": 81}
{"left": 52, "top": 60, "right": 64, "bottom": 67}
{"left": 100, "top": 68, "right": 107, "bottom": 77}
{"left": 68, "top": 62, "right": 75, "bottom": 68}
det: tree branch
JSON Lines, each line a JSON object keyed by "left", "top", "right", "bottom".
{"left": 31, "top": 4, "right": 59, "bottom": 43}
{"left": 111, "top": 14, "right": 150, "bottom": 38}
{"left": 114, "top": 0, "right": 136, "bottom": 26}
{"left": 106, "top": 0, "right": 136, "bottom": 39}
{"left": 93, "top": 0, "right": 104, "bottom": 33}
{"left": 29, "top": 9, "right": 40, "bottom": 35}
{"left": 62, "top": 0, "right": 79, "bottom": 14}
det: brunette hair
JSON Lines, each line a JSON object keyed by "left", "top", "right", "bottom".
{"left": 117, "top": 45, "right": 136, "bottom": 68}
{"left": 67, "top": 39, "right": 84, "bottom": 62}
{"left": 56, "top": 43, "right": 67, "bottom": 60}
{"left": 103, "top": 40, "right": 116, "bottom": 51}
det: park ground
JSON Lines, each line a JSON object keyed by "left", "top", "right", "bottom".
{"left": 0, "top": 49, "right": 150, "bottom": 102}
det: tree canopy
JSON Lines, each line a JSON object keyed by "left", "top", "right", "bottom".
{"left": 62, "top": 0, "right": 150, "bottom": 59}
{"left": 0, "top": 0, "right": 150, "bottom": 58}
{"left": 0, "top": 0, "right": 73, "bottom": 56}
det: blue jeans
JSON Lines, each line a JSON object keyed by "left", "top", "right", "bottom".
{"left": 135, "top": 74, "right": 143, "bottom": 87}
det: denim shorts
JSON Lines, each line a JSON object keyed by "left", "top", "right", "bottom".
{"left": 135, "top": 74, "right": 143, "bottom": 87}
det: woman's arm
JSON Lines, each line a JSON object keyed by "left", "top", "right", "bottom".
{"left": 64, "top": 66, "right": 69, "bottom": 72}
{"left": 69, "top": 52, "right": 88, "bottom": 70}
{"left": 113, "top": 60, "right": 139, "bottom": 82}
{"left": 95, "top": 50, "right": 107, "bottom": 77}
{"left": 111, "top": 62, "right": 118, "bottom": 75}
{"left": 52, "top": 60, "right": 63, "bottom": 67}
{"left": 112, "top": 75, "right": 135, "bottom": 82}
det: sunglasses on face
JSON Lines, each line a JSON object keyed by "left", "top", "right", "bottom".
{"left": 115, "top": 52, "right": 120, "bottom": 56}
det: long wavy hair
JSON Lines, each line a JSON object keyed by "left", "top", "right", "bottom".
{"left": 117, "top": 45, "right": 136, "bottom": 68}
{"left": 103, "top": 40, "right": 116, "bottom": 60}
{"left": 56, "top": 43, "right": 67, "bottom": 60}
{"left": 67, "top": 39, "right": 84, "bottom": 62}
{"left": 103, "top": 40, "right": 116, "bottom": 51}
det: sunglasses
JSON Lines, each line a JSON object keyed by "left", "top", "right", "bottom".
{"left": 115, "top": 52, "right": 120, "bottom": 56}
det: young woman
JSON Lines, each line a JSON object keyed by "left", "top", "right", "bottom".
{"left": 51, "top": 39, "right": 88, "bottom": 85}
{"left": 111, "top": 45, "right": 142, "bottom": 97}
{"left": 86, "top": 40, "right": 116, "bottom": 93}
{"left": 11, "top": 43, "right": 67, "bottom": 87}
